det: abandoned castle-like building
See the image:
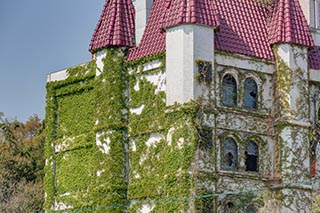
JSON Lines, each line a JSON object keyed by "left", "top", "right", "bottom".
{"left": 45, "top": 0, "right": 320, "bottom": 212}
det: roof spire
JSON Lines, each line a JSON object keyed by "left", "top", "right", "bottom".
{"left": 89, "top": 0, "right": 135, "bottom": 53}
{"left": 267, "top": 0, "right": 314, "bottom": 47}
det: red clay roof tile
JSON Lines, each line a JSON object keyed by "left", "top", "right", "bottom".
{"left": 126, "top": 0, "right": 166, "bottom": 61}
{"left": 125, "top": 0, "right": 316, "bottom": 65}
{"left": 162, "top": 0, "right": 219, "bottom": 28}
{"left": 267, "top": 0, "right": 314, "bottom": 47}
{"left": 89, "top": 0, "right": 135, "bottom": 53}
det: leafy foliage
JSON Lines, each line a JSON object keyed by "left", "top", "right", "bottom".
{"left": 0, "top": 114, "right": 44, "bottom": 213}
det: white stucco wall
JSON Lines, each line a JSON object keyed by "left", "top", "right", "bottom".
{"left": 312, "top": 30, "right": 320, "bottom": 46}
{"left": 95, "top": 49, "right": 107, "bottom": 76}
{"left": 299, "top": 0, "right": 312, "bottom": 25}
{"left": 47, "top": 69, "right": 68, "bottom": 82}
{"left": 310, "top": 69, "right": 320, "bottom": 82}
{"left": 166, "top": 24, "right": 214, "bottom": 105}
{"left": 215, "top": 53, "right": 274, "bottom": 74}
{"left": 133, "top": 0, "right": 153, "bottom": 45}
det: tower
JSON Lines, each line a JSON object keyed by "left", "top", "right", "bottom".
{"left": 268, "top": 0, "right": 314, "bottom": 210}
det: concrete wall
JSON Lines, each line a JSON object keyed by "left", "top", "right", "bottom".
{"left": 166, "top": 24, "right": 214, "bottom": 105}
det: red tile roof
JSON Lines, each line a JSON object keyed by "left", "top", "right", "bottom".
{"left": 126, "top": 0, "right": 166, "bottom": 61}
{"left": 267, "top": 0, "right": 314, "bottom": 47}
{"left": 125, "top": 0, "right": 315, "bottom": 64}
{"left": 309, "top": 46, "right": 320, "bottom": 70}
{"left": 89, "top": 0, "right": 135, "bottom": 53}
{"left": 162, "top": 0, "right": 219, "bottom": 29}
{"left": 214, "top": 0, "right": 274, "bottom": 61}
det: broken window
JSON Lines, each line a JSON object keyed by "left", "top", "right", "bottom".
{"left": 244, "top": 78, "right": 257, "bottom": 110}
{"left": 222, "top": 74, "right": 237, "bottom": 106}
{"left": 223, "top": 138, "right": 238, "bottom": 169}
{"left": 245, "top": 141, "right": 259, "bottom": 172}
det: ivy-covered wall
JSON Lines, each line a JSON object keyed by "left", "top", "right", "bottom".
{"left": 45, "top": 62, "right": 96, "bottom": 211}
{"left": 44, "top": 44, "right": 319, "bottom": 212}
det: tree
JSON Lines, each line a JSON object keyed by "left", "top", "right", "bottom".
{"left": 0, "top": 114, "right": 44, "bottom": 213}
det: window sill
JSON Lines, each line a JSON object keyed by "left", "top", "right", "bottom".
{"left": 218, "top": 169, "right": 262, "bottom": 180}
{"left": 217, "top": 105, "right": 270, "bottom": 118}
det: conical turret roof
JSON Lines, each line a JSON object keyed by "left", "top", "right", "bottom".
{"left": 267, "top": 0, "right": 314, "bottom": 47}
{"left": 89, "top": 0, "right": 135, "bottom": 53}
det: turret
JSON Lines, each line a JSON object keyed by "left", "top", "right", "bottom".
{"left": 89, "top": 0, "right": 135, "bottom": 74}
{"left": 164, "top": 0, "right": 219, "bottom": 105}
{"left": 88, "top": 0, "right": 135, "bottom": 210}
{"left": 268, "top": 0, "right": 314, "bottom": 211}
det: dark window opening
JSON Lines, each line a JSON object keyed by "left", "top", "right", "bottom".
{"left": 245, "top": 141, "right": 259, "bottom": 172}
{"left": 244, "top": 78, "right": 258, "bottom": 110}
{"left": 223, "top": 138, "right": 238, "bottom": 169}
{"left": 225, "top": 202, "right": 234, "bottom": 213}
{"left": 317, "top": 106, "right": 320, "bottom": 122}
{"left": 222, "top": 74, "right": 237, "bottom": 106}
{"left": 197, "top": 61, "right": 212, "bottom": 83}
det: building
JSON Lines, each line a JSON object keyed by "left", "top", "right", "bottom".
{"left": 44, "top": 0, "right": 320, "bottom": 212}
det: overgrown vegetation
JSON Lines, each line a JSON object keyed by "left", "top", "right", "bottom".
{"left": 0, "top": 113, "right": 45, "bottom": 213}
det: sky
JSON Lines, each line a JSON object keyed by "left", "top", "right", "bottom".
{"left": 0, "top": 0, "right": 105, "bottom": 122}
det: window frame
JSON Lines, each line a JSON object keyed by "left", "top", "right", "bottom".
{"left": 243, "top": 78, "right": 258, "bottom": 110}
{"left": 222, "top": 137, "right": 238, "bottom": 170}
{"left": 245, "top": 141, "right": 259, "bottom": 172}
{"left": 222, "top": 74, "right": 238, "bottom": 107}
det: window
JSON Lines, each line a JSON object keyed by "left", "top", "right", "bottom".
{"left": 245, "top": 141, "right": 259, "bottom": 172}
{"left": 223, "top": 138, "right": 238, "bottom": 169}
{"left": 222, "top": 74, "right": 237, "bottom": 106}
{"left": 244, "top": 78, "right": 257, "bottom": 109}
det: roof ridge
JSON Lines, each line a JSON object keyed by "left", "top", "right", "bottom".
{"left": 89, "top": 0, "right": 135, "bottom": 53}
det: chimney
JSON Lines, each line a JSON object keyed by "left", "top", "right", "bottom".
{"left": 133, "top": 0, "right": 153, "bottom": 45}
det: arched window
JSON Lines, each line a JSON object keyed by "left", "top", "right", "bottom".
{"left": 245, "top": 141, "right": 259, "bottom": 172}
{"left": 244, "top": 78, "right": 258, "bottom": 109}
{"left": 222, "top": 74, "right": 237, "bottom": 106}
{"left": 223, "top": 138, "right": 238, "bottom": 169}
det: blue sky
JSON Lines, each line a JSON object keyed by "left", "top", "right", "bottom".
{"left": 0, "top": 0, "right": 105, "bottom": 121}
